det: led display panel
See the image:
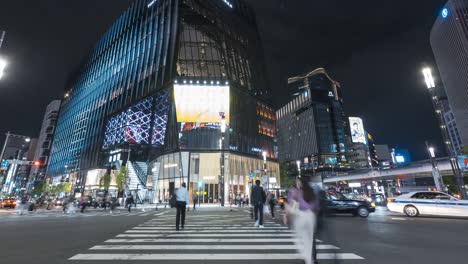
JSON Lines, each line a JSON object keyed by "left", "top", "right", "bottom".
{"left": 174, "top": 84, "right": 230, "bottom": 123}
{"left": 349, "top": 117, "right": 366, "bottom": 144}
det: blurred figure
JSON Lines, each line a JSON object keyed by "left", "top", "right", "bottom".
{"left": 251, "top": 180, "right": 266, "bottom": 228}
{"left": 287, "top": 177, "right": 318, "bottom": 264}
{"left": 126, "top": 195, "right": 134, "bottom": 212}
{"left": 79, "top": 197, "right": 86, "bottom": 213}
{"left": 267, "top": 192, "right": 277, "bottom": 219}
{"left": 192, "top": 193, "right": 198, "bottom": 211}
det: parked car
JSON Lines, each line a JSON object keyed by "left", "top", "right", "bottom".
{"left": 324, "top": 191, "right": 376, "bottom": 218}
{"left": 387, "top": 191, "right": 468, "bottom": 217}
{"left": 1, "top": 198, "right": 17, "bottom": 209}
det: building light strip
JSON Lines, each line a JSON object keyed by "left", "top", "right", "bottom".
{"left": 221, "top": 0, "right": 233, "bottom": 8}
{"left": 147, "top": 0, "right": 157, "bottom": 8}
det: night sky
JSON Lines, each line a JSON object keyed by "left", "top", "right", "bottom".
{"left": 0, "top": 0, "right": 447, "bottom": 160}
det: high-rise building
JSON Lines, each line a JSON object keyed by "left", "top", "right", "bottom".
{"left": 48, "top": 0, "right": 279, "bottom": 202}
{"left": 276, "top": 68, "right": 348, "bottom": 177}
{"left": 430, "top": 1, "right": 468, "bottom": 147}
{"left": 28, "top": 100, "right": 61, "bottom": 189}
{"left": 0, "top": 133, "right": 36, "bottom": 195}
{"left": 375, "top": 144, "right": 393, "bottom": 167}
{"left": 437, "top": 87, "right": 463, "bottom": 154}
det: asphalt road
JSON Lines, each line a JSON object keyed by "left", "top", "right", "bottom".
{"left": 0, "top": 206, "right": 467, "bottom": 264}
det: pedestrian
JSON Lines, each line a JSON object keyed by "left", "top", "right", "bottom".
{"left": 250, "top": 179, "right": 266, "bottom": 228}
{"left": 267, "top": 192, "right": 276, "bottom": 219}
{"left": 110, "top": 197, "right": 116, "bottom": 214}
{"left": 192, "top": 193, "right": 198, "bottom": 211}
{"left": 103, "top": 196, "right": 108, "bottom": 211}
{"left": 175, "top": 182, "right": 189, "bottom": 231}
{"left": 126, "top": 195, "right": 134, "bottom": 212}
{"left": 79, "top": 197, "right": 87, "bottom": 213}
{"left": 286, "top": 177, "right": 319, "bottom": 264}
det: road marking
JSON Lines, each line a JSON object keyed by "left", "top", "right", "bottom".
{"left": 116, "top": 233, "right": 294, "bottom": 237}
{"left": 391, "top": 217, "right": 407, "bottom": 221}
{"left": 138, "top": 224, "right": 281, "bottom": 227}
{"left": 70, "top": 253, "right": 361, "bottom": 260}
{"left": 90, "top": 244, "right": 339, "bottom": 250}
{"left": 132, "top": 226, "right": 287, "bottom": 230}
{"left": 125, "top": 230, "right": 294, "bottom": 233}
{"left": 105, "top": 238, "right": 298, "bottom": 243}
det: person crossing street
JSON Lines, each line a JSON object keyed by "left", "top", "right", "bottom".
{"left": 175, "top": 182, "right": 189, "bottom": 231}
{"left": 250, "top": 179, "right": 266, "bottom": 228}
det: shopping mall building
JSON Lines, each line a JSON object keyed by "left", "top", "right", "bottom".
{"left": 47, "top": 0, "right": 279, "bottom": 203}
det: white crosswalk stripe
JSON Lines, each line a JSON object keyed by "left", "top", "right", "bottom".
{"left": 0, "top": 210, "right": 169, "bottom": 222}
{"left": 68, "top": 211, "right": 365, "bottom": 262}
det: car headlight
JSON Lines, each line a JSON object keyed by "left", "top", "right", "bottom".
{"left": 370, "top": 202, "right": 376, "bottom": 207}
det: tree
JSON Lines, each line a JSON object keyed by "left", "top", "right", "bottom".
{"left": 102, "top": 172, "right": 111, "bottom": 191}
{"left": 280, "top": 163, "right": 295, "bottom": 189}
{"left": 460, "top": 146, "right": 468, "bottom": 155}
{"left": 116, "top": 166, "right": 127, "bottom": 196}
{"left": 32, "top": 181, "right": 47, "bottom": 196}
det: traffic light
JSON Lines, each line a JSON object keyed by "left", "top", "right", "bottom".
{"left": 32, "top": 161, "right": 41, "bottom": 166}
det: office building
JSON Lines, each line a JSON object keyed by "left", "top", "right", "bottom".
{"left": 0, "top": 134, "right": 36, "bottom": 195}
{"left": 431, "top": 1, "right": 468, "bottom": 147}
{"left": 28, "top": 100, "right": 61, "bottom": 190}
{"left": 375, "top": 144, "right": 393, "bottom": 168}
{"left": 276, "top": 68, "right": 348, "bottom": 177}
{"left": 48, "top": 0, "right": 279, "bottom": 202}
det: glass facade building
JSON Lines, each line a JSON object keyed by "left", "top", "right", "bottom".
{"left": 276, "top": 68, "right": 348, "bottom": 174}
{"left": 431, "top": 0, "right": 468, "bottom": 148}
{"left": 48, "top": 0, "right": 278, "bottom": 200}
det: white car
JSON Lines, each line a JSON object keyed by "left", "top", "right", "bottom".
{"left": 387, "top": 191, "right": 468, "bottom": 217}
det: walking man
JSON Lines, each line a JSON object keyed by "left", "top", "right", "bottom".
{"left": 175, "top": 182, "right": 189, "bottom": 231}
{"left": 251, "top": 180, "right": 266, "bottom": 228}
{"left": 192, "top": 193, "right": 198, "bottom": 211}
{"left": 126, "top": 195, "right": 134, "bottom": 212}
{"left": 267, "top": 192, "right": 276, "bottom": 219}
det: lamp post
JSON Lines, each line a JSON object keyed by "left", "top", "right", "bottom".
{"left": 421, "top": 67, "right": 467, "bottom": 198}
{"left": 296, "top": 160, "right": 301, "bottom": 180}
{"left": 0, "top": 31, "right": 6, "bottom": 80}
{"left": 219, "top": 114, "right": 226, "bottom": 206}
{"left": 262, "top": 151, "right": 268, "bottom": 192}
{"left": 425, "top": 142, "right": 445, "bottom": 192}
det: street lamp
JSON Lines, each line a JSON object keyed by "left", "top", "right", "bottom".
{"left": 0, "top": 57, "right": 6, "bottom": 80}
{"left": 421, "top": 67, "right": 467, "bottom": 198}
{"left": 428, "top": 147, "right": 436, "bottom": 158}
{"left": 422, "top": 67, "right": 436, "bottom": 89}
{"left": 425, "top": 142, "right": 445, "bottom": 192}
{"left": 219, "top": 114, "right": 226, "bottom": 206}
{"left": 296, "top": 160, "right": 301, "bottom": 179}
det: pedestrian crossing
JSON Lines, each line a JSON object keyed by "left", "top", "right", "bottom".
{"left": 0, "top": 210, "right": 167, "bottom": 222}
{"left": 69, "top": 210, "right": 365, "bottom": 263}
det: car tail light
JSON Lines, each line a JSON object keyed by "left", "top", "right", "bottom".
{"left": 387, "top": 198, "right": 395, "bottom": 203}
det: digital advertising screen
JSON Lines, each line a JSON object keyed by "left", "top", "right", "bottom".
{"left": 349, "top": 117, "right": 366, "bottom": 144}
{"left": 458, "top": 155, "right": 468, "bottom": 172}
{"left": 174, "top": 84, "right": 230, "bottom": 123}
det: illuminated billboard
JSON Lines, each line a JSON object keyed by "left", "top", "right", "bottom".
{"left": 174, "top": 83, "right": 230, "bottom": 123}
{"left": 349, "top": 117, "right": 366, "bottom": 144}
{"left": 458, "top": 155, "right": 468, "bottom": 172}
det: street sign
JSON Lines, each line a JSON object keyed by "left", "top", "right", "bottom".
{"left": 253, "top": 170, "right": 261, "bottom": 173}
